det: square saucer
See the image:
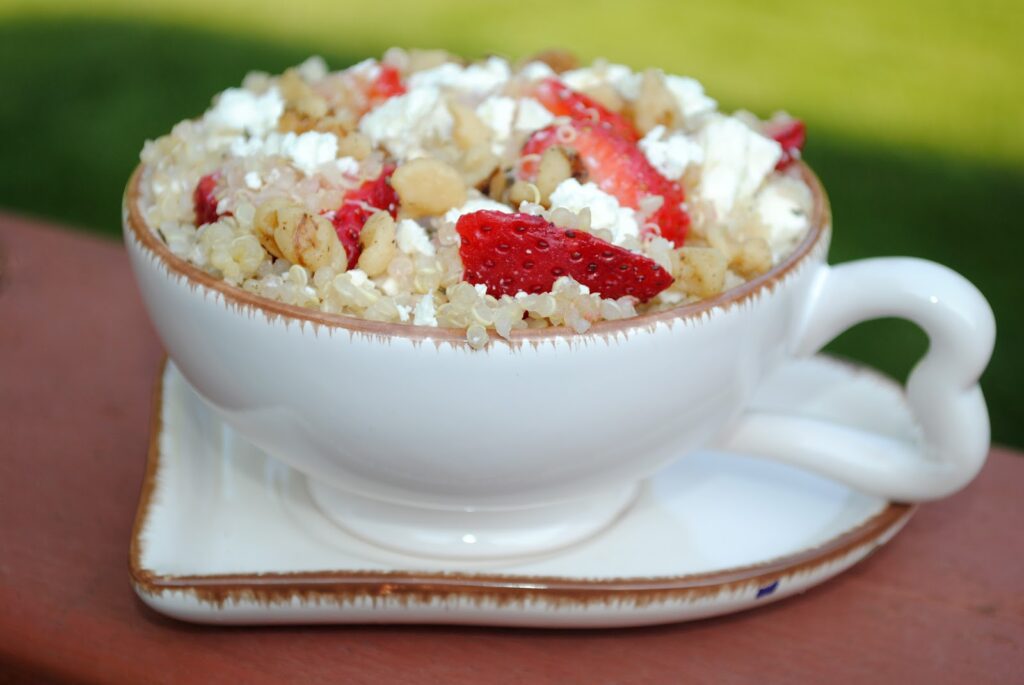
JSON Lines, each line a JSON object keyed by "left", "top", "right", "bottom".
{"left": 130, "top": 356, "right": 914, "bottom": 628}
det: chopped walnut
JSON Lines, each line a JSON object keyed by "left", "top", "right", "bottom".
{"left": 581, "top": 84, "right": 625, "bottom": 113}
{"left": 335, "top": 131, "right": 372, "bottom": 160}
{"left": 535, "top": 147, "right": 572, "bottom": 205}
{"left": 676, "top": 246, "right": 727, "bottom": 298}
{"left": 487, "top": 167, "right": 511, "bottom": 200}
{"left": 632, "top": 69, "right": 682, "bottom": 135}
{"left": 278, "top": 110, "right": 317, "bottom": 134}
{"left": 507, "top": 180, "right": 540, "bottom": 206}
{"left": 459, "top": 143, "right": 500, "bottom": 188}
{"left": 450, "top": 101, "right": 491, "bottom": 151}
{"left": 732, "top": 237, "right": 773, "bottom": 279}
{"left": 253, "top": 198, "right": 346, "bottom": 270}
{"left": 279, "top": 68, "right": 329, "bottom": 119}
{"left": 357, "top": 210, "right": 398, "bottom": 276}
{"left": 392, "top": 158, "right": 468, "bottom": 218}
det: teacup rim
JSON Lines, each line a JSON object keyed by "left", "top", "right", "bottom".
{"left": 123, "top": 162, "right": 831, "bottom": 342}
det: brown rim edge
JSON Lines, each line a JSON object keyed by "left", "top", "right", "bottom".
{"left": 123, "top": 162, "right": 832, "bottom": 344}
{"left": 129, "top": 358, "right": 914, "bottom": 609}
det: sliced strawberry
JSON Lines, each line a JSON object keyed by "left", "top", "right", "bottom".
{"left": 330, "top": 166, "right": 399, "bottom": 269}
{"left": 533, "top": 78, "right": 638, "bottom": 142}
{"left": 457, "top": 210, "right": 672, "bottom": 302}
{"left": 366, "top": 64, "right": 406, "bottom": 107}
{"left": 763, "top": 118, "right": 806, "bottom": 170}
{"left": 521, "top": 121, "right": 690, "bottom": 246}
{"left": 193, "top": 173, "right": 223, "bottom": 227}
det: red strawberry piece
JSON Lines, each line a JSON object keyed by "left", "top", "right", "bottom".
{"left": 367, "top": 64, "right": 406, "bottom": 106}
{"left": 763, "top": 118, "right": 806, "bottom": 170}
{"left": 330, "top": 165, "right": 399, "bottom": 269}
{"left": 520, "top": 121, "right": 690, "bottom": 246}
{"left": 533, "top": 78, "right": 638, "bottom": 142}
{"left": 456, "top": 210, "right": 673, "bottom": 302}
{"left": 193, "top": 173, "right": 223, "bottom": 227}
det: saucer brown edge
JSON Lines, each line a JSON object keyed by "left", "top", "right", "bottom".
{"left": 128, "top": 357, "right": 914, "bottom": 611}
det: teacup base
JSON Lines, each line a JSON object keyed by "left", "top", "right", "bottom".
{"left": 305, "top": 479, "right": 641, "bottom": 560}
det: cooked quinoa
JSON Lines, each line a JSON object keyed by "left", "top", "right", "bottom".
{"left": 139, "top": 49, "right": 814, "bottom": 348}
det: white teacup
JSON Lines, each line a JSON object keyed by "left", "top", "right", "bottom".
{"left": 124, "top": 164, "right": 995, "bottom": 560}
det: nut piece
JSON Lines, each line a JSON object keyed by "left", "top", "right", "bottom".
{"left": 732, "top": 237, "right": 772, "bottom": 278}
{"left": 315, "top": 113, "right": 359, "bottom": 138}
{"left": 335, "top": 131, "right": 372, "bottom": 160}
{"left": 253, "top": 198, "right": 346, "bottom": 270}
{"left": 279, "top": 68, "right": 329, "bottom": 119}
{"left": 487, "top": 168, "right": 510, "bottom": 200}
{"left": 392, "top": 158, "right": 468, "bottom": 218}
{"left": 581, "top": 84, "right": 624, "bottom": 113}
{"left": 705, "top": 224, "right": 735, "bottom": 261}
{"left": 278, "top": 110, "right": 316, "bottom": 134}
{"left": 357, "top": 210, "right": 398, "bottom": 277}
{"left": 278, "top": 213, "right": 345, "bottom": 270}
{"left": 676, "top": 246, "right": 727, "bottom": 298}
{"left": 507, "top": 180, "right": 540, "bottom": 206}
{"left": 253, "top": 197, "right": 291, "bottom": 258}
{"left": 450, "top": 101, "right": 491, "bottom": 151}
{"left": 633, "top": 69, "right": 682, "bottom": 135}
{"left": 459, "top": 143, "right": 500, "bottom": 188}
{"left": 534, "top": 147, "right": 572, "bottom": 204}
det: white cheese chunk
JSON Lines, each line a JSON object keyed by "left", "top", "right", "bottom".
{"left": 696, "top": 116, "right": 782, "bottom": 216}
{"left": 548, "top": 179, "right": 639, "bottom": 245}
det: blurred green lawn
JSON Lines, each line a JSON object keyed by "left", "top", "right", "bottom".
{"left": 0, "top": 4, "right": 1021, "bottom": 446}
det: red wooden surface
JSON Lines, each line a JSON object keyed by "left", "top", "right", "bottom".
{"left": 1, "top": 215, "right": 1022, "bottom": 684}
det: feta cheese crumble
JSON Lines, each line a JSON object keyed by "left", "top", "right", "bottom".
{"left": 755, "top": 176, "right": 813, "bottom": 260}
{"left": 696, "top": 116, "right": 782, "bottom": 216}
{"left": 413, "top": 292, "right": 437, "bottom": 326}
{"left": 475, "top": 96, "right": 557, "bottom": 154}
{"left": 639, "top": 125, "right": 704, "bottom": 180}
{"left": 229, "top": 131, "right": 346, "bottom": 176}
{"left": 444, "top": 196, "right": 512, "bottom": 226}
{"left": 476, "top": 96, "right": 517, "bottom": 155}
{"left": 663, "top": 75, "right": 717, "bottom": 122}
{"left": 359, "top": 86, "right": 454, "bottom": 160}
{"left": 244, "top": 171, "right": 262, "bottom": 190}
{"left": 548, "top": 179, "right": 640, "bottom": 245}
{"left": 396, "top": 219, "right": 436, "bottom": 256}
{"left": 561, "top": 63, "right": 643, "bottom": 100}
{"left": 347, "top": 269, "right": 370, "bottom": 287}
{"left": 205, "top": 87, "right": 284, "bottom": 137}
{"left": 519, "top": 61, "right": 556, "bottom": 81}
{"left": 514, "top": 98, "right": 556, "bottom": 133}
{"left": 407, "top": 56, "right": 510, "bottom": 95}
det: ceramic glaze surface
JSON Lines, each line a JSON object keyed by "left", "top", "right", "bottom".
{"left": 130, "top": 356, "right": 914, "bottom": 627}
{"left": 124, "top": 163, "right": 994, "bottom": 558}
{"left": 125, "top": 222, "right": 823, "bottom": 510}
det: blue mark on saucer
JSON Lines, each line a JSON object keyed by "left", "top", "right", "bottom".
{"left": 756, "top": 580, "right": 779, "bottom": 599}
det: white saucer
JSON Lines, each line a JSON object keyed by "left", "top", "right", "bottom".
{"left": 130, "top": 356, "right": 915, "bottom": 628}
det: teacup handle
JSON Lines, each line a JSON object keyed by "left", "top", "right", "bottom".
{"left": 720, "top": 257, "right": 995, "bottom": 501}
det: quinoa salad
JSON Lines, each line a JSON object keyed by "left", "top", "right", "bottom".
{"left": 138, "top": 49, "right": 813, "bottom": 348}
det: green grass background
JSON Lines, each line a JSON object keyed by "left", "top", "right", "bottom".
{"left": 1, "top": 1, "right": 1021, "bottom": 446}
